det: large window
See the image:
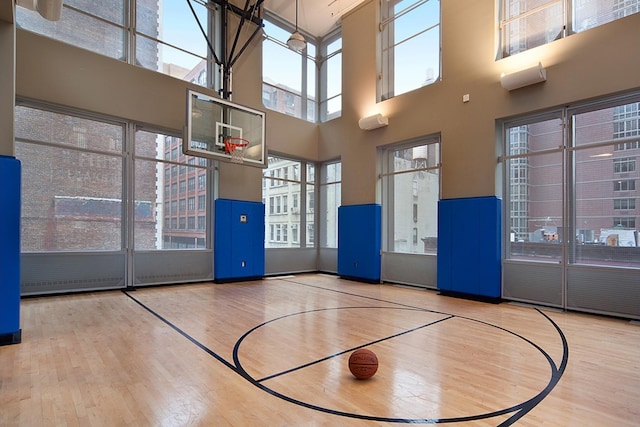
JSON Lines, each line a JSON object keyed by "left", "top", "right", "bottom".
{"left": 504, "top": 97, "right": 640, "bottom": 267}
{"left": 15, "top": 106, "right": 126, "bottom": 251}
{"left": 262, "top": 17, "right": 317, "bottom": 122}
{"left": 499, "top": 0, "right": 639, "bottom": 57}
{"left": 380, "top": 137, "right": 441, "bottom": 254}
{"left": 379, "top": 0, "right": 441, "bottom": 100}
{"left": 14, "top": 105, "right": 212, "bottom": 252}
{"left": 262, "top": 16, "right": 342, "bottom": 122}
{"left": 262, "top": 156, "right": 316, "bottom": 248}
{"left": 16, "top": 0, "right": 220, "bottom": 87}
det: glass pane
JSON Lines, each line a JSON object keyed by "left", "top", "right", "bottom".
{"left": 388, "top": 142, "right": 440, "bottom": 254}
{"left": 390, "top": 168, "right": 439, "bottom": 254}
{"left": 574, "top": 0, "right": 639, "bottom": 33}
{"left": 326, "top": 53, "right": 342, "bottom": 98}
{"left": 135, "top": 1, "right": 208, "bottom": 82}
{"left": 15, "top": 107, "right": 123, "bottom": 153}
{"left": 572, "top": 101, "right": 639, "bottom": 266}
{"left": 393, "top": 27, "right": 440, "bottom": 96}
{"left": 137, "top": 0, "right": 207, "bottom": 56}
{"left": 263, "top": 157, "right": 302, "bottom": 248}
{"left": 65, "top": 0, "right": 125, "bottom": 24}
{"left": 507, "top": 119, "right": 563, "bottom": 155}
{"left": 263, "top": 38, "right": 302, "bottom": 92}
{"left": 320, "top": 181, "right": 340, "bottom": 248}
{"left": 573, "top": 145, "right": 639, "bottom": 266}
{"left": 506, "top": 152, "right": 563, "bottom": 262}
{"left": 393, "top": 0, "right": 440, "bottom": 43}
{"left": 307, "top": 183, "right": 316, "bottom": 246}
{"left": 135, "top": 131, "right": 208, "bottom": 250}
{"left": 503, "top": 3, "right": 563, "bottom": 56}
{"left": 16, "top": 142, "right": 123, "bottom": 251}
{"left": 320, "top": 162, "right": 341, "bottom": 248}
{"left": 16, "top": 6, "right": 125, "bottom": 60}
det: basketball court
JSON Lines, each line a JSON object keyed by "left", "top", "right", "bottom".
{"left": 1, "top": 274, "right": 638, "bottom": 426}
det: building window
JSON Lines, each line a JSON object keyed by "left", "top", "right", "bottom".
{"left": 614, "top": 180, "right": 636, "bottom": 191}
{"left": 614, "top": 157, "right": 636, "bottom": 173}
{"left": 380, "top": 137, "right": 441, "bottom": 254}
{"left": 379, "top": 0, "right": 441, "bottom": 100}
{"left": 614, "top": 198, "right": 636, "bottom": 210}
{"left": 613, "top": 217, "right": 636, "bottom": 228}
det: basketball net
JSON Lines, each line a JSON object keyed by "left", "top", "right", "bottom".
{"left": 224, "top": 137, "right": 249, "bottom": 164}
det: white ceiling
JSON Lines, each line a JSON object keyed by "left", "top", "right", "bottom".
{"left": 263, "top": 0, "right": 366, "bottom": 37}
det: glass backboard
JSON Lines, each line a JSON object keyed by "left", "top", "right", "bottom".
{"left": 184, "top": 89, "right": 266, "bottom": 168}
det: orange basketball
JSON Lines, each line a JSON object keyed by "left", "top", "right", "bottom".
{"left": 348, "top": 348, "right": 378, "bottom": 380}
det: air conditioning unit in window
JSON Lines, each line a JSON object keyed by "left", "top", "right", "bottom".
{"left": 290, "top": 208, "right": 299, "bottom": 214}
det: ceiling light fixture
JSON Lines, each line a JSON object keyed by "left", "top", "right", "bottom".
{"left": 287, "top": 0, "right": 307, "bottom": 52}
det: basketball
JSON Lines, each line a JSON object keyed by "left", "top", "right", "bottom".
{"left": 348, "top": 348, "right": 378, "bottom": 380}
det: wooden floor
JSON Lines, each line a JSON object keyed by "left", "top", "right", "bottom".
{"left": 1, "top": 274, "right": 638, "bottom": 426}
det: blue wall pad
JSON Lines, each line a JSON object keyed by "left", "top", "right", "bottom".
{"left": 437, "top": 196, "right": 502, "bottom": 299}
{"left": 338, "top": 204, "right": 381, "bottom": 283}
{"left": 214, "top": 199, "right": 265, "bottom": 282}
{"left": 0, "top": 156, "right": 22, "bottom": 345}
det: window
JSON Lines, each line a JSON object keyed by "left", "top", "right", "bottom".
{"left": 15, "top": 107, "right": 124, "bottom": 251}
{"left": 614, "top": 157, "right": 636, "bottom": 173}
{"left": 380, "top": 137, "right": 441, "bottom": 254}
{"left": 262, "top": 18, "right": 317, "bottom": 122}
{"left": 17, "top": 1, "right": 221, "bottom": 88}
{"left": 614, "top": 179, "right": 636, "bottom": 191}
{"left": 319, "top": 161, "right": 342, "bottom": 248}
{"left": 613, "top": 217, "right": 636, "bottom": 228}
{"left": 319, "top": 31, "right": 343, "bottom": 122}
{"left": 135, "top": 130, "right": 209, "bottom": 250}
{"left": 262, "top": 156, "right": 316, "bottom": 248}
{"left": 499, "top": 0, "right": 639, "bottom": 57}
{"left": 614, "top": 198, "right": 636, "bottom": 210}
{"left": 16, "top": 2, "right": 126, "bottom": 60}
{"left": 503, "top": 94, "right": 640, "bottom": 267}
{"left": 380, "top": 0, "right": 441, "bottom": 100}
{"left": 15, "top": 104, "right": 212, "bottom": 253}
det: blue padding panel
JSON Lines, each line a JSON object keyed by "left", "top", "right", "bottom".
{"left": 214, "top": 199, "right": 265, "bottom": 281}
{"left": 437, "top": 196, "right": 502, "bottom": 298}
{"left": 338, "top": 204, "right": 381, "bottom": 282}
{"left": 0, "top": 156, "right": 21, "bottom": 341}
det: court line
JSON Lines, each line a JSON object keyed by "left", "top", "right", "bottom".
{"left": 121, "top": 290, "right": 238, "bottom": 373}
{"left": 123, "top": 280, "right": 569, "bottom": 425}
{"left": 254, "top": 312, "right": 454, "bottom": 382}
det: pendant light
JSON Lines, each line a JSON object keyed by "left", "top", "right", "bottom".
{"left": 287, "top": 0, "right": 307, "bottom": 52}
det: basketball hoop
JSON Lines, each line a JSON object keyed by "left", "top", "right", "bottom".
{"left": 224, "top": 137, "right": 250, "bottom": 164}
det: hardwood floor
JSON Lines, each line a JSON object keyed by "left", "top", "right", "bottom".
{"left": 1, "top": 274, "right": 638, "bottom": 426}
